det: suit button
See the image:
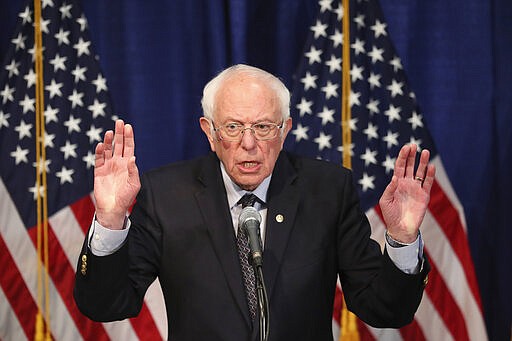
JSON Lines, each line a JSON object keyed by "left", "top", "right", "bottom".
{"left": 423, "top": 274, "right": 429, "bottom": 286}
{"left": 80, "top": 254, "right": 87, "bottom": 275}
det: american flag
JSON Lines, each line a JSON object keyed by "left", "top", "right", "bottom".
{"left": 285, "top": 0, "right": 488, "bottom": 340}
{"left": 0, "top": 0, "right": 166, "bottom": 339}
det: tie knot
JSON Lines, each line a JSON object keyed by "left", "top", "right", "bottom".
{"left": 238, "top": 193, "right": 258, "bottom": 208}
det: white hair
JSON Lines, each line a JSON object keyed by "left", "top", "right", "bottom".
{"left": 201, "top": 64, "right": 290, "bottom": 122}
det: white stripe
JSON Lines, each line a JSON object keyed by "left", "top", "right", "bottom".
{"left": 0, "top": 180, "right": 83, "bottom": 341}
{"left": 366, "top": 208, "right": 386, "bottom": 250}
{"left": 50, "top": 203, "right": 141, "bottom": 340}
{"left": 366, "top": 325, "right": 403, "bottom": 341}
{"left": 332, "top": 318, "right": 340, "bottom": 340}
{"left": 422, "top": 212, "right": 488, "bottom": 341}
{"left": 145, "top": 278, "right": 168, "bottom": 339}
{"left": 414, "top": 293, "right": 454, "bottom": 341}
{"left": 432, "top": 157, "right": 467, "bottom": 231}
{"left": 0, "top": 287, "right": 28, "bottom": 341}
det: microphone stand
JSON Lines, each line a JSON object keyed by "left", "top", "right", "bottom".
{"left": 254, "top": 263, "right": 269, "bottom": 341}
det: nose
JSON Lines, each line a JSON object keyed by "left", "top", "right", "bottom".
{"left": 240, "top": 127, "right": 257, "bottom": 149}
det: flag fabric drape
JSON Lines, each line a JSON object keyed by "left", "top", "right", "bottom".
{"left": 284, "top": 1, "right": 487, "bottom": 340}
{"left": 0, "top": 1, "right": 166, "bottom": 340}
{"left": 1, "top": 0, "right": 511, "bottom": 340}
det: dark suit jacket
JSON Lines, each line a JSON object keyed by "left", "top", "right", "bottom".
{"left": 74, "top": 151, "right": 429, "bottom": 341}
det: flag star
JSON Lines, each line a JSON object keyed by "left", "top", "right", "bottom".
{"left": 10, "top": 146, "right": 30, "bottom": 165}
{"left": 11, "top": 33, "right": 27, "bottom": 51}
{"left": 358, "top": 172, "right": 375, "bottom": 192}
{"left": 56, "top": 166, "right": 75, "bottom": 184}
{"left": 1, "top": 84, "right": 15, "bottom": 104}
{"left": 363, "top": 122, "right": 379, "bottom": 140}
{"left": 54, "top": 28, "right": 70, "bottom": 45}
{"left": 334, "top": 4, "right": 343, "bottom": 20}
{"left": 59, "top": 3, "right": 73, "bottom": 19}
{"left": 49, "top": 53, "right": 67, "bottom": 72}
{"left": 15, "top": 120, "right": 33, "bottom": 140}
{"left": 368, "top": 46, "right": 384, "bottom": 63}
{"left": 0, "top": 111, "right": 10, "bottom": 128}
{"left": 321, "top": 81, "right": 339, "bottom": 99}
{"left": 351, "top": 38, "right": 365, "bottom": 56}
{"left": 318, "top": 0, "right": 333, "bottom": 12}
{"left": 60, "top": 140, "right": 78, "bottom": 159}
{"left": 28, "top": 45, "right": 45, "bottom": 62}
{"left": 86, "top": 125, "right": 103, "bottom": 143}
{"left": 45, "top": 79, "right": 64, "bottom": 99}
{"left": 92, "top": 74, "right": 108, "bottom": 93}
{"left": 291, "top": 123, "right": 309, "bottom": 142}
{"left": 351, "top": 64, "right": 364, "bottom": 82}
{"left": 305, "top": 46, "right": 323, "bottom": 65}
{"left": 64, "top": 114, "right": 82, "bottom": 133}
{"left": 325, "top": 55, "right": 342, "bottom": 73}
{"left": 19, "top": 95, "right": 35, "bottom": 114}
{"left": 386, "top": 79, "right": 404, "bottom": 97}
{"left": 296, "top": 98, "right": 313, "bottom": 117}
{"left": 329, "top": 29, "right": 342, "bottom": 48}
{"left": 382, "top": 155, "right": 396, "bottom": 174}
{"left": 73, "top": 37, "right": 91, "bottom": 57}
{"left": 368, "top": 72, "right": 381, "bottom": 89}
{"left": 366, "top": 98, "right": 380, "bottom": 115}
{"left": 349, "top": 91, "right": 361, "bottom": 107}
{"left": 45, "top": 105, "right": 59, "bottom": 124}
{"left": 310, "top": 20, "right": 328, "bottom": 39}
{"left": 42, "top": 0, "right": 54, "bottom": 8}
{"left": 338, "top": 143, "right": 354, "bottom": 157}
{"left": 360, "top": 147, "right": 378, "bottom": 166}
{"left": 390, "top": 56, "right": 403, "bottom": 72}
{"left": 19, "top": 6, "right": 32, "bottom": 24}
{"left": 409, "top": 136, "right": 422, "bottom": 149}
{"left": 371, "top": 19, "right": 387, "bottom": 38}
{"left": 408, "top": 111, "right": 424, "bottom": 130}
{"left": 39, "top": 18, "right": 51, "bottom": 34}
{"left": 82, "top": 151, "right": 95, "bottom": 169}
{"left": 33, "top": 158, "right": 51, "bottom": 174}
{"left": 5, "top": 60, "right": 20, "bottom": 77}
{"left": 349, "top": 117, "right": 358, "bottom": 131}
{"left": 314, "top": 132, "right": 332, "bottom": 151}
{"left": 88, "top": 99, "right": 107, "bottom": 118}
{"left": 68, "top": 89, "right": 84, "bottom": 108}
{"left": 29, "top": 184, "right": 46, "bottom": 200}
{"left": 77, "top": 14, "right": 88, "bottom": 31}
{"left": 71, "top": 65, "right": 87, "bottom": 83}
{"left": 24, "top": 68, "right": 37, "bottom": 88}
{"left": 353, "top": 14, "right": 365, "bottom": 29}
{"left": 43, "top": 133, "right": 56, "bottom": 148}
{"left": 383, "top": 130, "right": 399, "bottom": 148}
{"left": 384, "top": 104, "right": 401, "bottom": 123}
{"left": 317, "top": 106, "right": 335, "bottom": 126}
{"left": 300, "top": 72, "right": 318, "bottom": 90}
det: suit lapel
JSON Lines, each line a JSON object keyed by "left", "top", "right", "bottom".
{"left": 194, "top": 153, "right": 252, "bottom": 326}
{"left": 263, "top": 152, "right": 300, "bottom": 298}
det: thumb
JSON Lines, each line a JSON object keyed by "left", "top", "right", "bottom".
{"left": 380, "top": 175, "right": 398, "bottom": 204}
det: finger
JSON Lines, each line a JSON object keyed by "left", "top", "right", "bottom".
{"left": 103, "top": 130, "right": 114, "bottom": 160}
{"left": 380, "top": 175, "right": 398, "bottom": 205}
{"left": 113, "top": 119, "right": 125, "bottom": 157}
{"left": 94, "top": 142, "right": 105, "bottom": 169}
{"left": 421, "top": 164, "right": 436, "bottom": 193}
{"left": 123, "top": 124, "right": 135, "bottom": 157}
{"left": 393, "top": 144, "right": 409, "bottom": 178}
{"left": 127, "top": 156, "right": 140, "bottom": 184}
{"left": 404, "top": 144, "right": 417, "bottom": 179}
{"left": 414, "top": 149, "right": 430, "bottom": 182}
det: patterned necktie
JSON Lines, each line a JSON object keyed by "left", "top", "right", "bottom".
{"left": 236, "top": 193, "right": 258, "bottom": 320}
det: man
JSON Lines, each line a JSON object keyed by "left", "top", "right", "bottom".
{"left": 74, "top": 64, "right": 434, "bottom": 340}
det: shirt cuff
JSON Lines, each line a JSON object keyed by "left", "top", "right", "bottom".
{"left": 88, "top": 214, "right": 130, "bottom": 256}
{"left": 385, "top": 231, "right": 423, "bottom": 274}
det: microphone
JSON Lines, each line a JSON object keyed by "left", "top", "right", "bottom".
{"left": 238, "top": 206, "right": 263, "bottom": 267}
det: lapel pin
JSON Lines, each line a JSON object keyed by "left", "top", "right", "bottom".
{"left": 275, "top": 214, "right": 284, "bottom": 223}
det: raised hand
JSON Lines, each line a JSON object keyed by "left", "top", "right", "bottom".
{"left": 94, "top": 120, "right": 141, "bottom": 229}
{"left": 379, "top": 144, "right": 436, "bottom": 243}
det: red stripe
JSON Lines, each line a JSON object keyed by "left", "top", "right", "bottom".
{"left": 423, "top": 249, "right": 470, "bottom": 341}
{"left": 332, "top": 284, "right": 343, "bottom": 323}
{"left": 69, "top": 196, "right": 163, "bottom": 340}
{"left": 356, "top": 319, "right": 375, "bottom": 341}
{"left": 399, "top": 318, "right": 427, "bottom": 341}
{"left": 27, "top": 224, "right": 111, "bottom": 341}
{"left": 0, "top": 234, "right": 37, "bottom": 340}
{"left": 428, "top": 181, "right": 483, "bottom": 309}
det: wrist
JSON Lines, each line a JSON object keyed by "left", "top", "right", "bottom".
{"left": 95, "top": 211, "right": 127, "bottom": 230}
{"left": 385, "top": 230, "right": 418, "bottom": 245}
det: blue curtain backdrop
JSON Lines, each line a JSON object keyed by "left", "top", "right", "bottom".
{"left": 1, "top": 1, "right": 510, "bottom": 340}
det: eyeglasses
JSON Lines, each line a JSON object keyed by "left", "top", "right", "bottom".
{"left": 212, "top": 121, "right": 284, "bottom": 141}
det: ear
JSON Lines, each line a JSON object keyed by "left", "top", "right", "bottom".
{"left": 200, "top": 117, "right": 216, "bottom": 152}
{"left": 280, "top": 117, "right": 293, "bottom": 147}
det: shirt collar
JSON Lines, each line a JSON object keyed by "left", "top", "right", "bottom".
{"left": 220, "top": 161, "right": 271, "bottom": 209}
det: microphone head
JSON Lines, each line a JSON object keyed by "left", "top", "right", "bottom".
{"left": 238, "top": 206, "right": 261, "bottom": 228}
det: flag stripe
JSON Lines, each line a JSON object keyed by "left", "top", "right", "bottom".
{"left": 414, "top": 293, "right": 455, "bottom": 341}
{"left": 0, "top": 235, "right": 35, "bottom": 340}
{"left": 0, "top": 284, "right": 29, "bottom": 341}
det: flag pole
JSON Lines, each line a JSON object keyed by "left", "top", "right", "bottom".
{"left": 340, "top": 0, "right": 360, "bottom": 339}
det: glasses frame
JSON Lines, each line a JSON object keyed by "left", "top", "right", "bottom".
{"left": 211, "top": 120, "right": 284, "bottom": 142}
